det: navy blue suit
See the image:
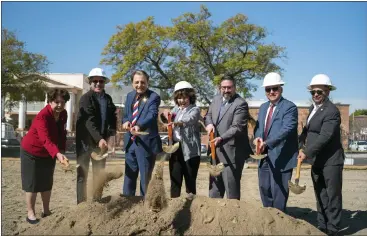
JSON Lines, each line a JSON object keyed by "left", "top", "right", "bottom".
{"left": 254, "top": 97, "right": 298, "bottom": 212}
{"left": 122, "top": 89, "right": 162, "bottom": 196}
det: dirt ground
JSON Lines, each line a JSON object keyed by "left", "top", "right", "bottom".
{"left": 1, "top": 158, "right": 367, "bottom": 235}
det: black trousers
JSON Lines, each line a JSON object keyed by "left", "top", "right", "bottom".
{"left": 169, "top": 145, "right": 200, "bottom": 198}
{"left": 76, "top": 149, "right": 106, "bottom": 204}
{"left": 311, "top": 165, "right": 343, "bottom": 233}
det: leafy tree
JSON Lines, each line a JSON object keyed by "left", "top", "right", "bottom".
{"left": 350, "top": 109, "right": 367, "bottom": 118}
{"left": 101, "top": 5, "right": 286, "bottom": 104}
{"left": 1, "top": 28, "right": 50, "bottom": 112}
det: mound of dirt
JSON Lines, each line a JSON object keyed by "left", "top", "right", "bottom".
{"left": 21, "top": 194, "right": 323, "bottom": 235}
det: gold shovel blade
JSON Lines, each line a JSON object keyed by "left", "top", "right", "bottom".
{"left": 162, "top": 142, "right": 180, "bottom": 154}
{"left": 288, "top": 180, "right": 306, "bottom": 194}
{"left": 61, "top": 164, "right": 80, "bottom": 173}
{"left": 250, "top": 154, "right": 266, "bottom": 160}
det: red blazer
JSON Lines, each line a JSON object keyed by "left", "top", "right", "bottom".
{"left": 21, "top": 104, "right": 67, "bottom": 158}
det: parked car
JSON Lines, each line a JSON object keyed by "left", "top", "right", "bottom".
{"left": 1, "top": 122, "right": 20, "bottom": 157}
{"left": 349, "top": 140, "right": 367, "bottom": 151}
{"left": 201, "top": 144, "right": 208, "bottom": 154}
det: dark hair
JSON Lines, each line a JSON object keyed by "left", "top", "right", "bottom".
{"left": 220, "top": 76, "right": 236, "bottom": 87}
{"left": 173, "top": 88, "right": 196, "bottom": 105}
{"left": 47, "top": 88, "right": 70, "bottom": 103}
{"left": 131, "top": 70, "right": 149, "bottom": 81}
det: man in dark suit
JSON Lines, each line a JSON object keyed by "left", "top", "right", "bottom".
{"left": 122, "top": 70, "right": 162, "bottom": 197}
{"left": 205, "top": 76, "right": 251, "bottom": 200}
{"left": 253, "top": 72, "right": 298, "bottom": 212}
{"left": 76, "top": 68, "right": 117, "bottom": 204}
{"left": 298, "top": 74, "right": 344, "bottom": 236}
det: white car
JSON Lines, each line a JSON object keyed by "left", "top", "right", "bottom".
{"left": 349, "top": 140, "right": 367, "bottom": 151}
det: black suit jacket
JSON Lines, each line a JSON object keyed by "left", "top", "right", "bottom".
{"left": 76, "top": 90, "right": 117, "bottom": 155}
{"left": 299, "top": 98, "right": 344, "bottom": 167}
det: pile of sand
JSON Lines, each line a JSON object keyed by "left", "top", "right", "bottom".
{"left": 20, "top": 160, "right": 323, "bottom": 235}
{"left": 21, "top": 194, "right": 323, "bottom": 235}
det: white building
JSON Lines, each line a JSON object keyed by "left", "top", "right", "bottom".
{"left": 5, "top": 73, "right": 89, "bottom": 132}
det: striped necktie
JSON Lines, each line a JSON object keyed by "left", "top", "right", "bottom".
{"left": 131, "top": 95, "right": 141, "bottom": 140}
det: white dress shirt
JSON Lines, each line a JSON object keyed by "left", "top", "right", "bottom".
{"left": 307, "top": 103, "right": 323, "bottom": 124}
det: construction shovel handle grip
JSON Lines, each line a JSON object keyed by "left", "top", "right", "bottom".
{"left": 210, "top": 131, "right": 216, "bottom": 161}
{"left": 167, "top": 112, "right": 173, "bottom": 144}
{"left": 296, "top": 157, "right": 302, "bottom": 180}
{"left": 256, "top": 139, "right": 262, "bottom": 155}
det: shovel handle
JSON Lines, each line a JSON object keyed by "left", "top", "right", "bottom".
{"left": 256, "top": 139, "right": 262, "bottom": 155}
{"left": 167, "top": 112, "right": 173, "bottom": 145}
{"left": 295, "top": 157, "right": 302, "bottom": 180}
{"left": 210, "top": 131, "right": 216, "bottom": 161}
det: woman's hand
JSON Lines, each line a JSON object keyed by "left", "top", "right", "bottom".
{"left": 56, "top": 153, "right": 69, "bottom": 166}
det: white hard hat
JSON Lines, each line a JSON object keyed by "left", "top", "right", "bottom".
{"left": 308, "top": 74, "right": 336, "bottom": 91}
{"left": 174, "top": 81, "right": 193, "bottom": 92}
{"left": 87, "top": 68, "right": 110, "bottom": 84}
{"left": 262, "top": 72, "right": 285, "bottom": 87}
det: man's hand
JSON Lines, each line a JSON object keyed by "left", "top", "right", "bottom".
{"left": 205, "top": 124, "right": 215, "bottom": 134}
{"left": 259, "top": 141, "right": 267, "bottom": 153}
{"left": 253, "top": 137, "right": 263, "bottom": 146}
{"left": 298, "top": 149, "right": 307, "bottom": 162}
{"left": 210, "top": 137, "right": 223, "bottom": 146}
{"left": 130, "top": 125, "right": 140, "bottom": 132}
{"left": 98, "top": 139, "right": 108, "bottom": 149}
{"left": 122, "top": 121, "right": 131, "bottom": 130}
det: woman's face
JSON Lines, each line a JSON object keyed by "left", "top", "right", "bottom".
{"left": 50, "top": 96, "right": 66, "bottom": 113}
{"left": 177, "top": 95, "right": 190, "bottom": 109}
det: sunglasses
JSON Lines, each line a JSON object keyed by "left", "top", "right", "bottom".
{"left": 265, "top": 87, "right": 280, "bottom": 93}
{"left": 310, "top": 90, "right": 324, "bottom": 96}
{"left": 91, "top": 80, "right": 105, "bottom": 84}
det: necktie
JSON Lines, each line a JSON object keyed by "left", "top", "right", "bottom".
{"left": 264, "top": 104, "right": 274, "bottom": 140}
{"left": 131, "top": 95, "right": 141, "bottom": 141}
{"left": 218, "top": 100, "right": 227, "bottom": 120}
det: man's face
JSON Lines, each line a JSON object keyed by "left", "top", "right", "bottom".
{"left": 90, "top": 76, "right": 105, "bottom": 93}
{"left": 132, "top": 74, "right": 148, "bottom": 94}
{"left": 220, "top": 80, "right": 236, "bottom": 100}
{"left": 265, "top": 85, "right": 282, "bottom": 103}
{"left": 310, "top": 85, "right": 329, "bottom": 105}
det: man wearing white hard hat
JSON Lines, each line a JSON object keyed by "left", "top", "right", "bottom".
{"left": 75, "top": 67, "right": 117, "bottom": 204}
{"left": 205, "top": 76, "right": 252, "bottom": 200}
{"left": 121, "top": 70, "right": 162, "bottom": 197}
{"left": 298, "top": 74, "right": 343, "bottom": 235}
{"left": 253, "top": 72, "right": 298, "bottom": 212}
{"left": 162, "top": 81, "right": 201, "bottom": 200}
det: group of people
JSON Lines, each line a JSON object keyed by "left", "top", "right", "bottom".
{"left": 19, "top": 68, "right": 344, "bottom": 236}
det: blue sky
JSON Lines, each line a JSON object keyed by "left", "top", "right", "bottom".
{"left": 2, "top": 2, "right": 366, "bottom": 113}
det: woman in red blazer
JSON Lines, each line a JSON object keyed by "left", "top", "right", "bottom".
{"left": 21, "top": 88, "right": 70, "bottom": 224}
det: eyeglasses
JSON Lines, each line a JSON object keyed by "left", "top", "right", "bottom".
{"left": 265, "top": 87, "right": 279, "bottom": 93}
{"left": 92, "top": 80, "right": 105, "bottom": 84}
{"left": 310, "top": 90, "right": 324, "bottom": 96}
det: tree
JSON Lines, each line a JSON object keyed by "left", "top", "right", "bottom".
{"left": 1, "top": 28, "right": 50, "bottom": 112}
{"left": 350, "top": 109, "right": 367, "bottom": 117}
{"left": 101, "top": 5, "right": 286, "bottom": 104}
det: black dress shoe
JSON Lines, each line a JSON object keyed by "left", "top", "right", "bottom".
{"left": 327, "top": 230, "right": 339, "bottom": 236}
{"left": 317, "top": 226, "right": 327, "bottom": 234}
{"left": 26, "top": 217, "right": 39, "bottom": 224}
{"left": 41, "top": 212, "right": 52, "bottom": 218}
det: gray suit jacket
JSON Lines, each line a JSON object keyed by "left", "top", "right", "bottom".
{"left": 172, "top": 105, "right": 201, "bottom": 161}
{"left": 205, "top": 94, "right": 252, "bottom": 164}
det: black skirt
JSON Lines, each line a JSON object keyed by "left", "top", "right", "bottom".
{"left": 20, "top": 148, "right": 56, "bottom": 193}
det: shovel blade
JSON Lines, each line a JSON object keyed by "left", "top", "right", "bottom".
{"left": 207, "top": 162, "right": 224, "bottom": 177}
{"left": 162, "top": 142, "right": 180, "bottom": 154}
{"left": 288, "top": 180, "right": 306, "bottom": 194}
{"left": 62, "top": 164, "right": 80, "bottom": 173}
{"left": 250, "top": 154, "right": 266, "bottom": 160}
